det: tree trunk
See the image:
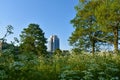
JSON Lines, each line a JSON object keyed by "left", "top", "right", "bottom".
{"left": 0, "top": 41, "right": 2, "bottom": 51}
{"left": 92, "top": 39, "right": 95, "bottom": 55}
{"left": 113, "top": 26, "right": 118, "bottom": 54}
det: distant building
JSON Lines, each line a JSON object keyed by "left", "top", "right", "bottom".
{"left": 48, "top": 35, "right": 60, "bottom": 52}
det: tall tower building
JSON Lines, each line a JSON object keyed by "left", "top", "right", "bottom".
{"left": 48, "top": 35, "right": 60, "bottom": 52}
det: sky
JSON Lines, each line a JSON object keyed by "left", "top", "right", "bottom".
{"left": 0, "top": 0, "right": 78, "bottom": 50}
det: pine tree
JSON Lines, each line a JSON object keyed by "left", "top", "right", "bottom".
{"left": 69, "top": 0, "right": 103, "bottom": 54}
{"left": 20, "top": 24, "right": 47, "bottom": 55}
{"left": 95, "top": 0, "right": 120, "bottom": 54}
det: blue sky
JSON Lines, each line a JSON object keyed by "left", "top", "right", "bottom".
{"left": 0, "top": 0, "right": 78, "bottom": 50}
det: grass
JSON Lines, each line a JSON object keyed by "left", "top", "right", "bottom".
{"left": 0, "top": 52, "right": 120, "bottom": 80}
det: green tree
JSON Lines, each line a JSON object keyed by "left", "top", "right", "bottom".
{"left": 20, "top": 24, "right": 47, "bottom": 55}
{"left": 69, "top": 0, "right": 119, "bottom": 54}
{"left": 71, "top": 48, "right": 82, "bottom": 54}
{"left": 0, "top": 25, "right": 13, "bottom": 51}
{"left": 69, "top": 0, "right": 104, "bottom": 54}
{"left": 54, "top": 49, "right": 62, "bottom": 55}
{"left": 95, "top": 0, "right": 120, "bottom": 54}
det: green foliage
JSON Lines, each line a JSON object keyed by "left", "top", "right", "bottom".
{"left": 71, "top": 48, "right": 82, "bottom": 54}
{"left": 95, "top": 0, "right": 120, "bottom": 31}
{"left": 19, "top": 23, "right": 47, "bottom": 55}
{"left": 94, "top": 0, "right": 120, "bottom": 54}
{"left": 0, "top": 25, "right": 13, "bottom": 51}
{"left": 69, "top": 0, "right": 104, "bottom": 54}
{"left": 2, "top": 42, "right": 19, "bottom": 54}
{"left": 1, "top": 50, "right": 120, "bottom": 80}
{"left": 53, "top": 49, "right": 62, "bottom": 55}
{"left": 70, "top": 0, "right": 120, "bottom": 54}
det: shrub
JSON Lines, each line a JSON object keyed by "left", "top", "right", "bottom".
{"left": 0, "top": 51, "right": 120, "bottom": 80}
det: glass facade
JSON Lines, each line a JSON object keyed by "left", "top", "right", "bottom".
{"left": 48, "top": 35, "right": 59, "bottom": 52}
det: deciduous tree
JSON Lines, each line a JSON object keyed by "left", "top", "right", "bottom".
{"left": 0, "top": 25, "right": 13, "bottom": 51}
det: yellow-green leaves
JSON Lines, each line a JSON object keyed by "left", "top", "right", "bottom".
{"left": 95, "top": 0, "right": 120, "bottom": 31}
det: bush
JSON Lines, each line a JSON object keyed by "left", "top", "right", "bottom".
{"left": 0, "top": 51, "right": 120, "bottom": 80}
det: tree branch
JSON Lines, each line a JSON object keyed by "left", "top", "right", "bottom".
{"left": 92, "top": 36, "right": 113, "bottom": 44}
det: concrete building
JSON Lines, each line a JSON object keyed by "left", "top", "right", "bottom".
{"left": 48, "top": 35, "right": 59, "bottom": 52}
